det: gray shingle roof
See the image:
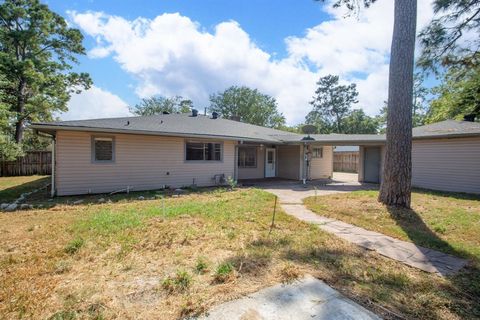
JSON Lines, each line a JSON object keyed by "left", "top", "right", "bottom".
{"left": 31, "top": 113, "right": 301, "bottom": 142}
{"left": 412, "top": 119, "right": 480, "bottom": 138}
{"left": 31, "top": 115, "right": 480, "bottom": 144}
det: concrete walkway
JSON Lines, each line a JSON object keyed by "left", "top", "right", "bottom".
{"left": 254, "top": 177, "right": 467, "bottom": 276}
{"left": 203, "top": 275, "right": 380, "bottom": 320}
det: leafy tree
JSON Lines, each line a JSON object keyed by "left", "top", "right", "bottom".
{"left": 306, "top": 75, "right": 358, "bottom": 133}
{"left": 129, "top": 96, "right": 193, "bottom": 116}
{"left": 418, "top": 0, "right": 480, "bottom": 73}
{"left": 377, "top": 73, "right": 427, "bottom": 131}
{"left": 426, "top": 66, "right": 480, "bottom": 123}
{"left": 0, "top": 0, "right": 92, "bottom": 144}
{"left": 342, "top": 109, "right": 379, "bottom": 134}
{"left": 209, "top": 86, "right": 285, "bottom": 128}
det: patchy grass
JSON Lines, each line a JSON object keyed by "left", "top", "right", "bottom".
{"left": 0, "top": 175, "right": 49, "bottom": 203}
{"left": 304, "top": 189, "right": 480, "bottom": 263}
{"left": 0, "top": 187, "right": 479, "bottom": 319}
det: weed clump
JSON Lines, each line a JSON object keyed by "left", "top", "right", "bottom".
{"left": 64, "top": 238, "right": 84, "bottom": 255}
{"left": 162, "top": 270, "right": 193, "bottom": 293}
{"left": 195, "top": 257, "right": 209, "bottom": 274}
{"left": 214, "top": 262, "right": 235, "bottom": 283}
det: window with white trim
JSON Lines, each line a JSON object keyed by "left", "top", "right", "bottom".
{"left": 238, "top": 147, "right": 257, "bottom": 168}
{"left": 186, "top": 141, "right": 222, "bottom": 161}
{"left": 92, "top": 137, "right": 114, "bottom": 162}
{"left": 312, "top": 147, "right": 323, "bottom": 158}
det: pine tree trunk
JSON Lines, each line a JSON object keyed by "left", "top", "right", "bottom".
{"left": 379, "top": 0, "right": 417, "bottom": 208}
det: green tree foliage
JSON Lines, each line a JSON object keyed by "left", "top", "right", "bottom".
{"left": 342, "top": 109, "right": 379, "bottom": 134}
{"left": 129, "top": 96, "right": 193, "bottom": 116}
{"left": 426, "top": 66, "right": 480, "bottom": 123}
{"left": 0, "top": 0, "right": 91, "bottom": 145}
{"left": 418, "top": 0, "right": 480, "bottom": 72}
{"left": 209, "top": 86, "right": 285, "bottom": 128}
{"left": 306, "top": 75, "right": 379, "bottom": 134}
{"left": 377, "top": 73, "right": 428, "bottom": 131}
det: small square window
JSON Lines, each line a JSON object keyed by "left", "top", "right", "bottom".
{"left": 93, "top": 137, "right": 114, "bottom": 162}
{"left": 312, "top": 147, "right": 323, "bottom": 159}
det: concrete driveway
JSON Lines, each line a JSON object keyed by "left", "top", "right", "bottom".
{"left": 243, "top": 172, "right": 377, "bottom": 204}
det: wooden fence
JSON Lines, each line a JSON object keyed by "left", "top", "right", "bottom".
{"left": 333, "top": 151, "right": 359, "bottom": 173}
{"left": 0, "top": 151, "right": 52, "bottom": 177}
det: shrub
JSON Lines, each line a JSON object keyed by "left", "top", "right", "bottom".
{"left": 226, "top": 176, "right": 237, "bottom": 190}
{"left": 214, "top": 262, "right": 235, "bottom": 283}
{"left": 64, "top": 238, "right": 84, "bottom": 255}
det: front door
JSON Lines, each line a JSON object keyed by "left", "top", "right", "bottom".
{"left": 265, "top": 148, "right": 276, "bottom": 178}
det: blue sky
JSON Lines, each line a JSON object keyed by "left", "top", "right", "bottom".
{"left": 44, "top": 0, "right": 434, "bottom": 124}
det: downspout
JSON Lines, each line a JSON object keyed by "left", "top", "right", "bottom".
{"left": 234, "top": 142, "right": 240, "bottom": 181}
{"left": 51, "top": 134, "right": 56, "bottom": 197}
{"left": 302, "top": 143, "right": 307, "bottom": 184}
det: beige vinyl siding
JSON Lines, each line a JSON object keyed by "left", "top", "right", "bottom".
{"left": 237, "top": 147, "right": 265, "bottom": 179}
{"left": 55, "top": 130, "right": 235, "bottom": 196}
{"left": 310, "top": 145, "right": 333, "bottom": 179}
{"left": 277, "top": 145, "right": 301, "bottom": 180}
{"left": 412, "top": 137, "right": 480, "bottom": 194}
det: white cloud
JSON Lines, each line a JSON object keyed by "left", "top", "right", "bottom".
{"left": 69, "top": 1, "right": 434, "bottom": 124}
{"left": 60, "top": 86, "right": 130, "bottom": 120}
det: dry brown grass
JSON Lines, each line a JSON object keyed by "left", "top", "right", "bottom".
{"left": 0, "top": 187, "right": 479, "bottom": 319}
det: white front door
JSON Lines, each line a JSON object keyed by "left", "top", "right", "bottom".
{"left": 265, "top": 148, "right": 276, "bottom": 178}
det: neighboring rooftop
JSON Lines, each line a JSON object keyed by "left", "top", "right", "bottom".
{"left": 412, "top": 119, "right": 480, "bottom": 139}
{"left": 31, "top": 115, "right": 480, "bottom": 144}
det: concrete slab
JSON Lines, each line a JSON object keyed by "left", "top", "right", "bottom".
{"left": 202, "top": 275, "right": 380, "bottom": 320}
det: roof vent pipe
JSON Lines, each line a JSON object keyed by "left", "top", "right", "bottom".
{"left": 463, "top": 114, "right": 476, "bottom": 122}
{"left": 163, "top": 111, "right": 169, "bottom": 115}
{"left": 192, "top": 109, "right": 198, "bottom": 117}
{"left": 212, "top": 112, "right": 218, "bottom": 119}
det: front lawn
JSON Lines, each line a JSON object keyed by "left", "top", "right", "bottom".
{"left": 1, "top": 181, "right": 479, "bottom": 319}
{"left": 304, "top": 190, "right": 480, "bottom": 263}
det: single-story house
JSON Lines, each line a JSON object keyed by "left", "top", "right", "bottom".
{"left": 31, "top": 112, "right": 480, "bottom": 196}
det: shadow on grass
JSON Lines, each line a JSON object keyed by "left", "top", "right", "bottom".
{"left": 0, "top": 176, "right": 50, "bottom": 203}
{"left": 412, "top": 187, "right": 480, "bottom": 202}
{"left": 386, "top": 204, "right": 480, "bottom": 316}
{"left": 385, "top": 205, "right": 473, "bottom": 260}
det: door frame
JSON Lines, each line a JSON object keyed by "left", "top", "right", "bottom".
{"left": 265, "top": 147, "right": 276, "bottom": 178}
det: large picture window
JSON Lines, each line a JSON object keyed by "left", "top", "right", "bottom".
{"left": 238, "top": 147, "right": 257, "bottom": 168}
{"left": 92, "top": 137, "right": 114, "bottom": 162}
{"left": 186, "top": 141, "right": 222, "bottom": 161}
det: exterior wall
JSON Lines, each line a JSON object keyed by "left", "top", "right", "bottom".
{"left": 309, "top": 145, "right": 333, "bottom": 179}
{"left": 412, "top": 137, "right": 480, "bottom": 194}
{"left": 277, "top": 145, "right": 301, "bottom": 180}
{"left": 55, "top": 130, "right": 235, "bottom": 196}
{"left": 237, "top": 146, "right": 265, "bottom": 179}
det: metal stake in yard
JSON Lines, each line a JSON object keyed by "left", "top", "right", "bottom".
{"left": 162, "top": 195, "right": 166, "bottom": 219}
{"left": 269, "top": 195, "right": 278, "bottom": 235}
